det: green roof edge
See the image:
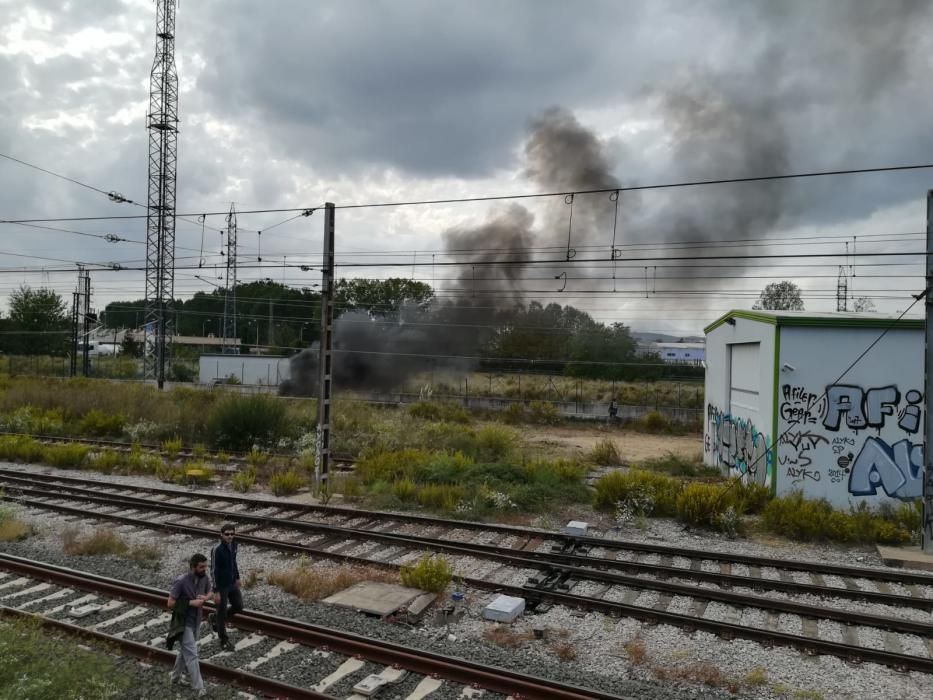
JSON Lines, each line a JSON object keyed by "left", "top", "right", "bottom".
{"left": 704, "top": 310, "right": 924, "bottom": 335}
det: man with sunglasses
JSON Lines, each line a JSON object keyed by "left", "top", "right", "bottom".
{"left": 208, "top": 523, "right": 243, "bottom": 650}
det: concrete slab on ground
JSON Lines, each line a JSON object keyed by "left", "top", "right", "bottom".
{"left": 876, "top": 545, "right": 933, "bottom": 572}
{"left": 323, "top": 581, "right": 424, "bottom": 617}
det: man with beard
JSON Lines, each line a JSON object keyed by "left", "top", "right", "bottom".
{"left": 167, "top": 553, "right": 212, "bottom": 696}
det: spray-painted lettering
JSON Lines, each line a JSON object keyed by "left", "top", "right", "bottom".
{"left": 780, "top": 385, "right": 825, "bottom": 426}
{"left": 823, "top": 385, "right": 922, "bottom": 432}
{"left": 706, "top": 404, "right": 772, "bottom": 486}
{"left": 848, "top": 437, "right": 923, "bottom": 500}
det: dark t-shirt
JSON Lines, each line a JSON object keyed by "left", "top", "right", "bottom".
{"left": 170, "top": 572, "right": 211, "bottom": 627}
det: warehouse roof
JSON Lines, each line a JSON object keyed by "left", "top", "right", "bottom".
{"left": 704, "top": 309, "right": 924, "bottom": 335}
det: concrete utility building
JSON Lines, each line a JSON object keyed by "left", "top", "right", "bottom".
{"left": 198, "top": 354, "right": 291, "bottom": 387}
{"left": 703, "top": 310, "right": 923, "bottom": 509}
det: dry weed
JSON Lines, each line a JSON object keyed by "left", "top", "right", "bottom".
{"left": 62, "top": 527, "right": 128, "bottom": 556}
{"left": 268, "top": 562, "right": 396, "bottom": 601}
{"left": 0, "top": 517, "right": 32, "bottom": 541}
{"left": 483, "top": 625, "right": 534, "bottom": 649}
{"left": 243, "top": 570, "right": 262, "bottom": 589}
{"left": 622, "top": 638, "right": 648, "bottom": 665}
{"left": 551, "top": 641, "right": 577, "bottom": 661}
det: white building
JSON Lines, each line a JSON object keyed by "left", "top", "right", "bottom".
{"left": 703, "top": 310, "right": 923, "bottom": 509}
{"left": 198, "top": 354, "right": 291, "bottom": 386}
{"left": 652, "top": 342, "right": 705, "bottom": 365}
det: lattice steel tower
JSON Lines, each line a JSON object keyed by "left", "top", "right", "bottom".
{"left": 143, "top": 0, "right": 179, "bottom": 388}
{"left": 223, "top": 203, "right": 239, "bottom": 354}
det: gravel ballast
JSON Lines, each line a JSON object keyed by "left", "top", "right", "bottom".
{"left": 3, "top": 462, "right": 933, "bottom": 699}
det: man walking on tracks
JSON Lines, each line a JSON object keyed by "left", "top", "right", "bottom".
{"left": 209, "top": 523, "right": 243, "bottom": 650}
{"left": 167, "top": 553, "right": 212, "bottom": 696}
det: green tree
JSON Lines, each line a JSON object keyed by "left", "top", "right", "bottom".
{"left": 752, "top": 281, "right": 804, "bottom": 311}
{"left": 7, "top": 285, "right": 70, "bottom": 355}
{"left": 334, "top": 278, "right": 434, "bottom": 319}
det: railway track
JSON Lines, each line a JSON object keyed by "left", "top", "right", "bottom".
{"left": 0, "top": 552, "right": 612, "bottom": 700}
{"left": 0, "top": 431, "right": 356, "bottom": 471}
{"left": 2, "top": 466, "right": 932, "bottom": 673}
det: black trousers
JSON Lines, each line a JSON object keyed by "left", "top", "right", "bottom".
{"left": 215, "top": 586, "right": 244, "bottom": 641}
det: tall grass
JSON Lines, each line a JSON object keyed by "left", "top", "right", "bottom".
{"left": 761, "top": 493, "right": 919, "bottom": 545}
{"left": 208, "top": 393, "right": 288, "bottom": 450}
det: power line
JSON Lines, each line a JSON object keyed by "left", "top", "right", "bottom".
{"left": 0, "top": 152, "right": 128, "bottom": 201}
{"left": 7, "top": 160, "right": 933, "bottom": 224}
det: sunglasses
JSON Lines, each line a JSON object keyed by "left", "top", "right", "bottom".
{"left": 222, "top": 532, "right": 235, "bottom": 537}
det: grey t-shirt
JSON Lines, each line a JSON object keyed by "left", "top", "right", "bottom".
{"left": 170, "top": 572, "right": 212, "bottom": 627}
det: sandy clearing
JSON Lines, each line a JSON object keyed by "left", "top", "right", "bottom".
{"left": 524, "top": 425, "right": 703, "bottom": 463}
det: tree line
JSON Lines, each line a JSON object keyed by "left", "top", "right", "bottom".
{"left": 0, "top": 277, "right": 707, "bottom": 381}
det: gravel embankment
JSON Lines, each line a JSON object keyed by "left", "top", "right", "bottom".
{"left": 3, "top": 462, "right": 933, "bottom": 699}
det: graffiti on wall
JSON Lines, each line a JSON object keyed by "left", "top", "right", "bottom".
{"left": 779, "top": 383, "right": 924, "bottom": 503}
{"left": 705, "top": 404, "right": 772, "bottom": 486}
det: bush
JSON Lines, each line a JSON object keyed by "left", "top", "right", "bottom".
{"left": 527, "top": 400, "right": 561, "bottom": 425}
{"left": 416, "top": 484, "right": 465, "bottom": 511}
{"left": 0, "top": 506, "right": 33, "bottom": 542}
{"left": 502, "top": 403, "right": 527, "bottom": 424}
{"left": 161, "top": 436, "right": 183, "bottom": 459}
{"left": 77, "top": 409, "right": 126, "bottom": 437}
{"left": 0, "top": 436, "right": 46, "bottom": 463}
{"left": 676, "top": 482, "right": 728, "bottom": 529}
{"left": 593, "top": 469, "right": 682, "bottom": 516}
{"left": 637, "top": 410, "right": 671, "bottom": 433}
{"left": 392, "top": 477, "right": 418, "bottom": 502}
{"left": 338, "top": 475, "right": 363, "bottom": 502}
{"left": 155, "top": 461, "right": 184, "bottom": 484}
{"left": 43, "top": 443, "right": 89, "bottom": 469}
{"left": 761, "top": 492, "right": 916, "bottom": 545}
{"left": 247, "top": 447, "right": 270, "bottom": 470}
{"left": 474, "top": 425, "right": 515, "bottom": 461}
{"left": 0, "top": 406, "right": 65, "bottom": 434}
{"left": 269, "top": 561, "right": 397, "bottom": 601}
{"left": 640, "top": 452, "right": 717, "bottom": 478}
{"left": 400, "top": 555, "right": 453, "bottom": 593}
{"left": 208, "top": 393, "right": 288, "bottom": 450}
{"left": 87, "top": 449, "right": 122, "bottom": 473}
{"left": 589, "top": 438, "right": 621, "bottom": 466}
{"left": 408, "top": 401, "right": 471, "bottom": 423}
{"left": 183, "top": 461, "right": 214, "bottom": 485}
{"left": 231, "top": 466, "right": 257, "bottom": 493}
{"left": 63, "top": 527, "right": 128, "bottom": 556}
{"left": 269, "top": 469, "right": 305, "bottom": 496}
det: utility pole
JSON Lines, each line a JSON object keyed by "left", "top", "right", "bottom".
{"left": 315, "top": 202, "right": 335, "bottom": 493}
{"left": 923, "top": 191, "right": 933, "bottom": 552}
{"left": 223, "top": 202, "right": 238, "bottom": 354}
{"left": 81, "top": 269, "right": 91, "bottom": 377}
{"left": 836, "top": 266, "right": 848, "bottom": 312}
{"left": 143, "top": 0, "right": 179, "bottom": 389}
{"left": 268, "top": 297, "right": 274, "bottom": 351}
{"left": 70, "top": 290, "right": 79, "bottom": 378}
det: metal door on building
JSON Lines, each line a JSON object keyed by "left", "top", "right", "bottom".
{"left": 728, "top": 342, "right": 760, "bottom": 424}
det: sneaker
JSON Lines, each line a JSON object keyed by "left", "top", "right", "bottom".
{"left": 196, "top": 687, "right": 208, "bottom": 697}
{"left": 219, "top": 639, "right": 234, "bottom": 652}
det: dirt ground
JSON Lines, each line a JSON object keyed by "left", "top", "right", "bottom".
{"left": 524, "top": 425, "right": 703, "bottom": 464}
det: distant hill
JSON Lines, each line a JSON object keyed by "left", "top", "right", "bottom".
{"left": 631, "top": 331, "right": 704, "bottom": 345}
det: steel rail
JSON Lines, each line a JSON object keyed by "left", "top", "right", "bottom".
{"left": 0, "top": 431, "right": 355, "bottom": 467}
{"left": 0, "top": 553, "right": 622, "bottom": 700}
{"left": 3, "top": 474, "right": 931, "bottom": 615}
{"left": 0, "top": 606, "right": 333, "bottom": 699}
{"left": 2, "top": 465, "right": 931, "bottom": 587}
{"left": 4, "top": 490, "right": 933, "bottom": 644}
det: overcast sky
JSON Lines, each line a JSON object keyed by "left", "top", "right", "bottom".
{"left": 1, "top": 0, "right": 931, "bottom": 334}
